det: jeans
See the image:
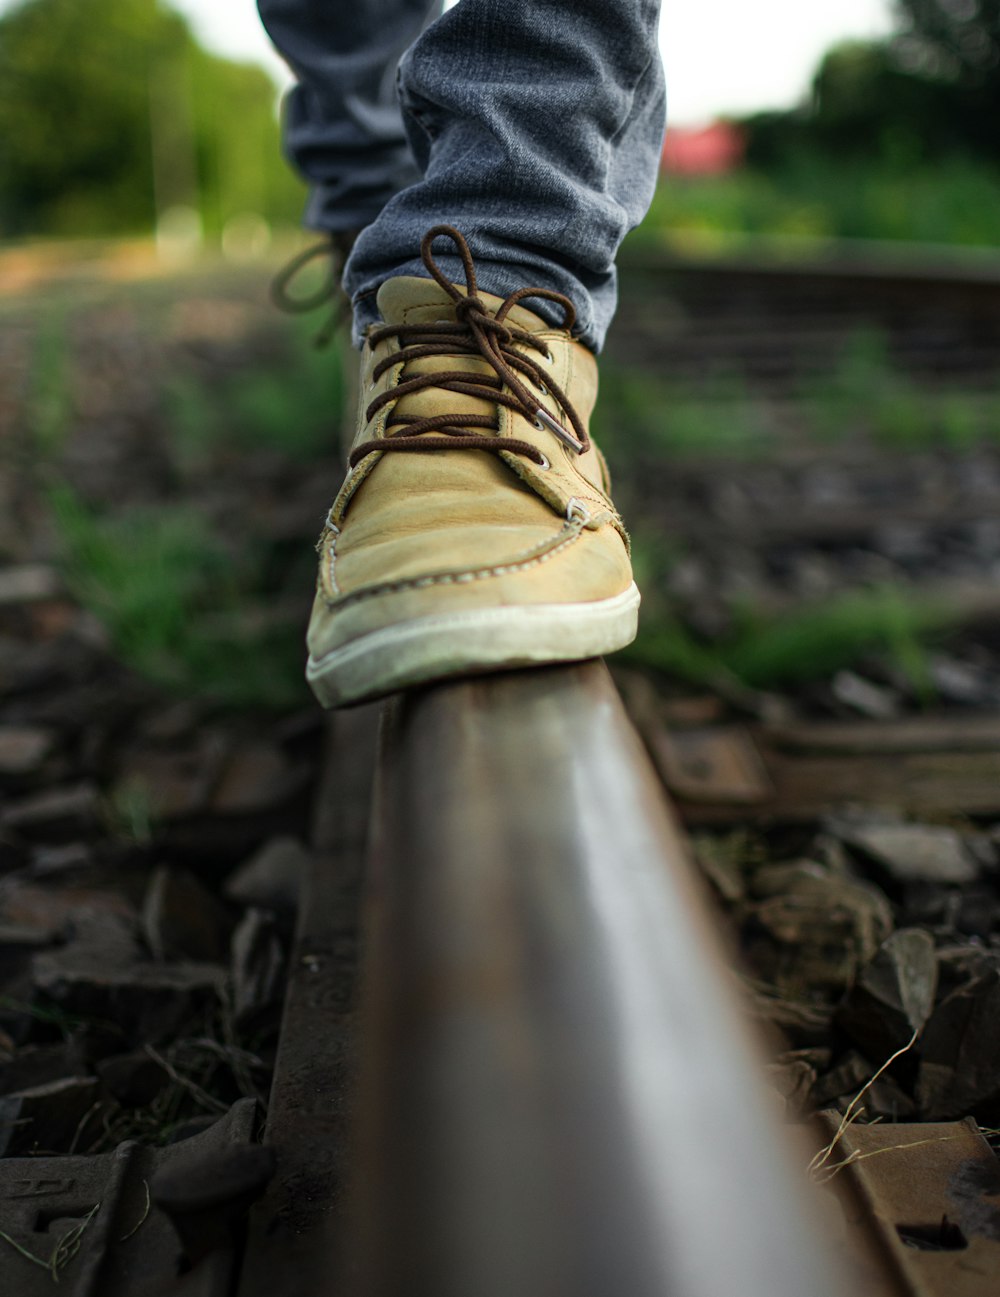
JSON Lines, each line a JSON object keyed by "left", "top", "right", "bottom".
{"left": 257, "top": 0, "right": 665, "bottom": 352}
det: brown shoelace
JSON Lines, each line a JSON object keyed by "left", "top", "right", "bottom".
{"left": 270, "top": 230, "right": 358, "bottom": 348}
{"left": 348, "top": 225, "right": 590, "bottom": 470}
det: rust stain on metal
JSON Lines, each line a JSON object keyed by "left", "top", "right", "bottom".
{"left": 664, "top": 725, "right": 1000, "bottom": 825}
{"left": 645, "top": 724, "right": 773, "bottom": 803}
{"left": 237, "top": 705, "right": 378, "bottom": 1297}
{"left": 815, "top": 1113, "right": 1000, "bottom": 1296}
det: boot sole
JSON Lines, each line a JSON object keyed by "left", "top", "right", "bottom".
{"left": 306, "top": 583, "right": 641, "bottom": 708}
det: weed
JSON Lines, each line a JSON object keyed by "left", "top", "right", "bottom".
{"left": 597, "top": 367, "right": 771, "bottom": 459}
{"left": 163, "top": 314, "right": 346, "bottom": 467}
{"left": 231, "top": 327, "right": 345, "bottom": 460}
{"left": 798, "top": 328, "right": 942, "bottom": 447}
{"left": 720, "top": 587, "right": 947, "bottom": 690}
{"left": 600, "top": 330, "right": 998, "bottom": 460}
{"left": 938, "top": 395, "right": 982, "bottom": 451}
{"left": 48, "top": 485, "right": 306, "bottom": 708}
{"left": 627, "top": 585, "right": 952, "bottom": 694}
{"left": 118, "top": 1182, "right": 151, "bottom": 1243}
{"left": 624, "top": 614, "right": 725, "bottom": 686}
{"left": 637, "top": 156, "right": 1000, "bottom": 249}
{"left": 161, "top": 372, "right": 220, "bottom": 473}
{"left": 800, "top": 328, "right": 892, "bottom": 440}
{"left": 86, "top": 1013, "right": 271, "bottom": 1155}
{"left": 27, "top": 308, "right": 71, "bottom": 456}
{"left": 106, "top": 777, "right": 156, "bottom": 844}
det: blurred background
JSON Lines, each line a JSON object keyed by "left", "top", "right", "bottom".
{"left": 3, "top": 0, "right": 999, "bottom": 250}
{"left": 0, "top": 0, "right": 999, "bottom": 715}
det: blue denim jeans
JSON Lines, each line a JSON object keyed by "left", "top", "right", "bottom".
{"left": 257, "top": 0, "right": 665, "bottom": 352}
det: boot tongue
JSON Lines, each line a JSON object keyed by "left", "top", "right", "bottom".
{"left": 376, "top": 276, "right": 458, "bottom": 328}
{"left": 372, "top": 276, "right": 551, "bottom": 438}
{"left": 375, "top": 276, "right": 550, "bottom": 334}
{"left": 342, "top": 275, "right": 540, "bottom": 515}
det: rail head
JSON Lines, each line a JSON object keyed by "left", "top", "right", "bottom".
{"left": 341, "top": 660, "right": 853, "bottom": 1297}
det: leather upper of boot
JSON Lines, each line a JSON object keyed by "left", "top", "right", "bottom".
{"left": 308, "top": 242, "right": 633, "bottom": 660}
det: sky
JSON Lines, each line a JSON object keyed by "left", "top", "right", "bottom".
{"left": 166, "top": 0, "right": 896, "bottom": 124}
{"left": 0, "top": 0, "right": 897, "bottom": 125}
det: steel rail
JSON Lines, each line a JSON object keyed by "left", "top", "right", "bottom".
{"left": 238, "top": 707, "right": 379, "bottom": 1297}
{"left": 338, "top": 659, "right": 853, "bottom": 1297}
{"left": 617, "top": 234, "right": 1000, "bottom": 288}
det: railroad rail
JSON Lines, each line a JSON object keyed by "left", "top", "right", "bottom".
{"left": 612, "top": 237, "right": 1000, "bottom": 386}
{"left": 239, "top": 662, "right": 851, "bottom": 1297}
{"left": 340, "top": 662, "right": 849, "bottom": 1297}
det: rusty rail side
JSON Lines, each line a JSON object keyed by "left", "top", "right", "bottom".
{"left": 339, "top": 660, "right": 851, "bottom": 1297}
{"left": 617, "top": 235, "right": 1000, "bottom": 287}
{"left": 239, "top": 706, "right": 379, "bottom": 1297}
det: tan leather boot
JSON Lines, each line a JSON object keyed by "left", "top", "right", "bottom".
{"left": 305, "top": 225, "right": 639, "bottom": 707}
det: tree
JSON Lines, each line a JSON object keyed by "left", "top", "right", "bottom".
{"left": 744, "top": 41, "right": 963, "bottom": 169}
{"left": 743, "top": 19, "right": 1000, "bottom": 173}
{"left": 811, "top": 40, "right": 967, "bottom": 161}
{"left": 0, "top": 0, "right": 303, "bottom": 238}
{"left": 0, "top": 0, "right": 178, "bottom": 233}
{"left": 893, "top": 0, "right": 1000, "bottom": 82}
{"left": 890, "top": 0, "right": 1000, "bottom": 157}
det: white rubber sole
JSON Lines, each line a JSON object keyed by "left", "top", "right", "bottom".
{"left": 306, "top": 583, "right": 641, "bottom": 708}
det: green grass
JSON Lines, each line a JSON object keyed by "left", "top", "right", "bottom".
{"left": 49, "top": 485, "right": 308, "bottom": 708}
{"left": 598, "top": 328, "right": 1000, "bottom": 458}
{"left": 26, "top": 307, "right": 72, "bottom": 456}
{"left": 721, "top": 587, "right": 945, "bottom": 690}
{"left": 800, "top": 328, "right": 1000, "bottom": 449}
{"left": 17, "top": 273, "right": 349, "bottom": 709}
{"left": 164, "top": 314, "right": 347, "bottom": 470}
{"left": 596, "top": 367, "right": 774, "bottom": 458}
{"left": 602, "top": 328, "right": 980, "bottom": 695}
{"left": 626, "top": 585, "right": 950, "bottom": 695}
{"left": 637, "top": 156, "right": 1000, "bottom": 249}
{"left": 802, "top": 327, "right": 947, "bottom": 445}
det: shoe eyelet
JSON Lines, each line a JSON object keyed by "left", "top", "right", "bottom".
{"left": 535, "top": 453, "right": 550, "bottom": 470}
{"left": 538, "top": 382, "right": 549, "bottom": 396}
{"left": 542, "top": 349, "right": 554, "bottom": 364}
{"left": 533, "top": 418, "right": 545, "bottom": 432}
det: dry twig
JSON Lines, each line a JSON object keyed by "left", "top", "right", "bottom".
{"left": 809, "top": 1028, "right": 919, "bottom": 1183}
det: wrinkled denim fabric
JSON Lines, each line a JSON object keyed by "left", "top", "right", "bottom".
{"left": 257, "top": 0, "right": 665, "bottom": 352}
